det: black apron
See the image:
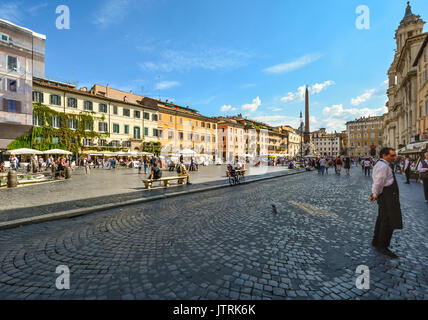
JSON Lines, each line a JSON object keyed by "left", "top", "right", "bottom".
{"left": 377, "top": 169, "right": 403, "bottom": 230}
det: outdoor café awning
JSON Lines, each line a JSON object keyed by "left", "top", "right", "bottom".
{"left": 398, "top": 142, "right": 428, "bottom": 155}
{"left": 4, "top": 148, "right": 44, "bottom": 155}
{"left": 43, "top": 149, "right": 72, "bottom": 155}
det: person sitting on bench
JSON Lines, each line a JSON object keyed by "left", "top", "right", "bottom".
{"left": 149, "top": 162, "right": 162, "bottom": 182}
{"left": 178, "top": 159, "right": 192, "bottom": 185}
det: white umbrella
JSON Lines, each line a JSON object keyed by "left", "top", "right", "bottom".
{"left": 5, "top": 148, "right": 43, "bottom": 155}
{"left": 43, "top": 149, "right": 72, "bottom": 155}
{"left": 180, "top": 149, "right": 198, "bottom": 156}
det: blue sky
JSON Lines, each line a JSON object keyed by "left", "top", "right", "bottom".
{"left": 1, "top": 0, "right": 427, "bottom": 132}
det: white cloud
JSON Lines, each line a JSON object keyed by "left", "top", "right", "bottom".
{"left": 155, "top": 81, "right": 180, "bottom": 90}
{"left": 220, "top": 105, "right": 236, "bottom": 113}
{"left": 264, "top": 54, "right": 322, "bottom": 74}
{"left": 0, "top": 3, "right": 22, "bottom": 23}
{"left": 140, "top": 47, "right": 251, "bottom": 73}
{"left": 320, "top": 104, "right": 387, "bottom": 132}
{"left": 93, "top": 0, "right": 133, "bottom": 28}
{"left": 242, "top": 96, "right": 261, "bottom": 113}
{"left": 281, "top": 81, "right": 335, "bottom": 103}
{"left": 350, "top": 89, "right": 376, "bottom": 106}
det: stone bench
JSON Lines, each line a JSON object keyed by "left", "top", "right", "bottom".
{"left": 143, "top": 176, "right": 186, "bottom": 189}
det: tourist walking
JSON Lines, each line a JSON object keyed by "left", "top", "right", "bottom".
{"left": 344, "top": 157, "right": 351, "bottom": 175}
{"left": 319, "top": 158, "right": 326, "bottom": 175}
{"left": 335, "top": 157, "right": 343, "bottom": 175}
{"left": 84, "top": 155, "right": 91, "bottom": 175}
{"left": 403, "top": 156, "right": 411, "bottom": 184}
{"left": 364, "top": 158, "right": 372, "bottom": 177}
{"left": 417, "top": 151, "right": 428, "bottom": 203}
{"left": 370, "top": 147, "right": 402, "bottom": 259}
{"left": 325, "top": 158, "right": 330, "bottom": 174}
{"left": 143, "top": 156, "right": 149, "bottom": 174}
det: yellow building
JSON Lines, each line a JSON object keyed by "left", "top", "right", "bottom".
{"left": 157, "top": 101, "right": 218, "bottom": 159}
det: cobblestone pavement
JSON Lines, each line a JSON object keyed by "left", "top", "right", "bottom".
{"left": 0, "top": 165, "right": 299, "bottom": 222}
{"left": 0, "top": 168, "right": 426, "bottom": 300}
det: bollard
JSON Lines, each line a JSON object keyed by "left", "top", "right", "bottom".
{"left": 51, "top": 166, "right": 56, "bottom": 180}
{"left": 65, "top": 167, "right": 72, "bottom": 179}
{"left": 7, "top": 170, "right": 18, "bottom": 188}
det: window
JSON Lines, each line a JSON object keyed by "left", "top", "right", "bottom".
{"left": 84, "top": 121, "right": 93, "bottom": 131}
{"left": 7, "top": 79, "right": 17, "bottom": 92}
{"left": 68, "top": 118, "right": 78, "bottom": 130}
{"left": 99, "top": 122, "right": 108, "bottom": 132}
{"left": 50, "top": 95, "right": 61, "bottom": 106}
{"left": 51, "top": 116, "right": 62, "bottom": 128}
{"left": 0, "top": 33, "right": 9, "bottom": 42}
{"left": 207, "top": 123, "right": 211, "bottom": 129}
{"left": 168, "top": 129, "right": 174, "bottom": 139}
{"left": 213, "top": 124, "right": 216, "bottom": 129}
{"left": 144, "top": 128, "right": 149, "bottom": 136}
{"left": 169, "top": 116, "right": 173, "bottom": 122}
{"left": 124, "top": 125, "right": 129, "bottom": 134}
{"left": 123, "top": 108, "right": 130, "bottom": 117}
{"left": 99, "top": 103, "right": 108, "bottom": 113}
{"left": 179, "top": 132, "right": 184, "bottom": 140}
{"left": 134, "top": 110, "right": 141, "bottom": 118}
{"left": 152, "top": 114, "right": 158, "bottom": 121}
{"left": 153, "top": 129, "right": 159, "bottom": 137}
{"left": 134, "top": 127, "right": 141, "bottom": 139}
{"left": 113, "top": 124, "right": 120, "bottom": 134}
{"left": 179, "top": 118, "right": 183, "bottom": 124}
{"left": 113, "top": 106, "right": 118, "bottom": 115}
{"left": 52, "top": 137, "right": 60, "bottom": 145}
{"left": 7, "top": 56, "right": 18, "bottom": 72}
{"left": 33, "top": 112, "right": 40, "bottom": 126}
{"left": 84, "top": 101, "right": 93, "bottom": 111}
{"left": 33, "top": 91, "right": 44, "bottom": 103}
{"left": 144, "top": 112, "right": 150, "bottom": 120}
{"left": 67, "top": 97, "right": 77, "bottom": 108}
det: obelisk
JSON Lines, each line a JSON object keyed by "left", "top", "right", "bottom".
{"left": 304, "top": 86, "right": 310, "bottom": 144}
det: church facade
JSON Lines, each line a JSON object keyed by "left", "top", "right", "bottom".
{"left": 383, "top": 2, "right": 426, "bottom": 150}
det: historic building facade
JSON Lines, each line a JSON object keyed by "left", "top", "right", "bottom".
{"left": 32, "top": 78, "right": 159, "bottom": 152}
{"left": 383, "top": 2, "right": 426, "bottom": 150}
{"left": 0, "top": 19, "right": 45, "bottom": 150}
{"left": 312, "top": 128, "right": 342, "bottom": 157}
{"left": 216, "top": 117, "right": 246, "bottom": 162}
{"left": 413, "top": 34, "right": 428, "bottom": 142}
{"left": 157, "top": 102, "right": 218, "bottom": 159}
{"left": 346, "top": 116, "right": 383, "bottom": 157}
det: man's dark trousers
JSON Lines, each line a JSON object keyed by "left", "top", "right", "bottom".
{"left": 423, "top": 178, "right": 428, "bottom": 201}
{"left": 405, "top": 166, "right": 411, "bottom": 183}
{"left": 373, "top": 180, "right": 403, "bottom": 249}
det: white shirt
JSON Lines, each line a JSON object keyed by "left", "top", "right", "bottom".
{"left": 320, "top": 159, "right": 326, "bottom": 166}
{"left": 364, "top": 160, "right": 371, "bottom": 167}
{"left": 372, "top": 159, "right": 395, "bottom": 197}
{"left": 418, "top": 159, "right": 428, "bottom": 173}
{"left": 404, "top": 159, "right": 410, "bottom": 170}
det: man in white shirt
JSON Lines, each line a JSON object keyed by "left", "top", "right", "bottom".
{"left": 370, "top": 147, "right": 402, "bottom": 259}
{"left": 417, "top": 152, "right": 428, "bottom": 203}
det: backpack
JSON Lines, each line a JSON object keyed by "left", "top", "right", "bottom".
{"left": 176, "top": 165, "right": 182, "bottom": 174}
{"left": 154, "top": 167, "right": 162, "bottom": 179}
